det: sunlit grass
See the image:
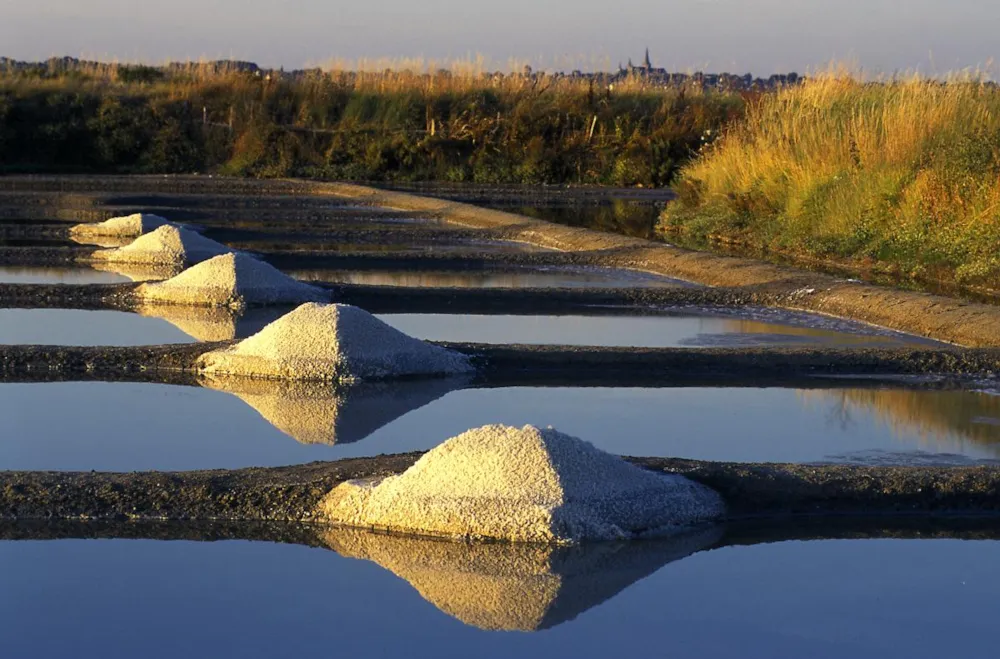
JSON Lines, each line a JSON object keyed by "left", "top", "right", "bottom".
{"left": 661, "top": 67, "right": 1000, "bottom": 287}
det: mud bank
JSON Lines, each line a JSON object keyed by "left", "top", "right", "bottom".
{"left": 1, "top": 341, "right": 999, "bottom": 382}
{"left": 3, "top": 517, "right": 1000, "bottom": 546}
{"left": 0, "top": 280, "right": 761, "bottom": 315}
{"left": 2, "top": 453, "right": 999, "bottom": 523}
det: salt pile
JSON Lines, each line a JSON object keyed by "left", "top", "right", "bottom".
{"left": 197, "top": 302, "right": 472, "bottom": 381}
{"left": 322, "top": 525, "right": 722, "bottom": 631}
{"left": 70, "top": 213, "right": 172, "bottom": 237}
{"left": 91, "top": 225, "right": 232, "bottom": 266}
{"left": 321, "top": 424, "right": 725, "bottom": 544}
{"left": 135, "top": 253, "right": 328, "bottom": 308}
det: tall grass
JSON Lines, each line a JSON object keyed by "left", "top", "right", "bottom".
{"left": 661, "top": 71, "right": 1000, "bottom": 287}
{"left": 0, "top": 59, "right": 745, "bottom": 185}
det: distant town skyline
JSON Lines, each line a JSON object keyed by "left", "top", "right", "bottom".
{"left": 4, "top": 0, "right": 998, "bottom": 75}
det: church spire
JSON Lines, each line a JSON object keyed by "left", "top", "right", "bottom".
{"left": 643, "top": 48, "right": 652, "bottom": 69}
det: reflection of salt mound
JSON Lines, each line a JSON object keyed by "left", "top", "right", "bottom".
{"left": 199, "top": 375, "right": 463, "bottom": 444}
{"left": 322, "top": 424, "right": 725, "bottom": 543}
{"left": 69, "top": 234, "right": 135, "bottom": 248}
{"left": 134, "top": 304, "right": 290, "bottom": 342}
{"left": 323, "top": 526, "right": 721, "bottom": 631}
{"left": 89, "top": 261, "right": 181, "bottom": 282}
{"left": 197, "top": 303, "right": 472, "bottom": 381}
{"left": 136, "top": 253, "right": 328, "bottom": 308}
{"left": 70, "top": 213, "right": 172, "bottom": 237}
{"left": 91, "top": 225, "right": 232, "bottom": 265}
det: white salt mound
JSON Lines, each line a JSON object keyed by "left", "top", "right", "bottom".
{"left": 321, "top": 424, "right": 726, "bottom": 544}
{"left": 135, "top": 253, "right": 328, "bottom": 308}
{"left": 70, "top": 213, "right": 172, "bottom": 237}
{"left": 91, "top": 225, "right": 232, "bottom": 265}
{"left": 197, "top": 302, "right": 472, "bottom": 381}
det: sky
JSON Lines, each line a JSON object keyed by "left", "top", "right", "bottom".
{"left": 2, "top": 0, "right": 997, "bottom": 75}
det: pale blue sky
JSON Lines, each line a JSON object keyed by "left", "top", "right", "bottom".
{"left": 3, "top": 0, "right": 997, "bottom": 74}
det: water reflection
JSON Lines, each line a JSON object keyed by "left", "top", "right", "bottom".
{"left": 132, "top": 304, "right": 291, "bottom": 342}
{"left": 88, "top": 260, "right": 180, "bottom": 282}
{"left": 199, "top": 375, "right": 465, "bottom": 445}
{"left": 377, "top": 313, "right": 922, "bottom": 348}
{"left": 5, "top": 380, "right": 1000, "bottom": 469}
{"left": 68, "top": 234, "right": 134, "bottom": 248}
{"left": 0, "top": 308, "right": 196, "bottom": 346}
{"left": 801, "top": 388, "right": 1000, "bottom": 458}
{"left": 320, "top": 525, "right": 722, "bottom": 631}
{"left": 688, "top": 318, "right": 928, "bottom": 348}
{"left": 2, "top": 519, "right": 999, "bottom": 657}
{"left": 0, "top": 265, "right": 129, "bottom": 285}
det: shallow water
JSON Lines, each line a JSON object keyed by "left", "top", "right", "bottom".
{"left": 3, "top": 381, "right": 999, "bottom": 471}
{"left": 377, "top": 312, "right": 925, "bottom": 348}
{"left": 288, "top": 266, "right": 684, "bottom": 288}
{"left": 0, "top": 306, "right": 292, "bottom": 345}
{"left": 0, "top": 309, "right": 196, "bottom": 346}
{"left": 0, "top": 534, "right": 996, "bottom": 658}
{"left": 0, "top": 265, "right": 130, "bottom": 285}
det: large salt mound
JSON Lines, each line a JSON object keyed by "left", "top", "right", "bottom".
{"left": 70, "top": 213, "right": 172, "bottom": 237}
{"left": 91, "top": 225, "right": 232, "bottom": 265}
{"left": 322, "top": 525, "right": 721, "bottom": 631}
{"left": 135, "top": 253, "right": 328, "bottom": 308}
{"left": 197, "top": 302, "right": 472, "bottom": 381}
{"left": 321, "top": 424, "right": 726, "bottom": 544}
{"left": 200, "top": 375, "right": 461, "bottom": 445}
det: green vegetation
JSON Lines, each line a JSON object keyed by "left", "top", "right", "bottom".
{"left": 0, "top": 61, "right": 743, "bottom": 186}
{"left": 660, "top": 74, "right": 1000, "bottom": 289}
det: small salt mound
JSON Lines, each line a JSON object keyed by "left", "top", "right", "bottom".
{"left": 91, "top": 225, "right": 232, "bottom": 266}
{"left": 197, "top": 302, "right": 472, "bottom": 381}
{"left": 321, "top": 424, "right": 725, "bottom": 544}
{"left": 135, "top": 253, "right": 328, "bottom": 308}
{"left": 70, "top": 213, "right": 172, "bottom": 237}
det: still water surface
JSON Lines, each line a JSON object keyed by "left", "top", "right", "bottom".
{"left": 0, "top": 265, "right": 130, "bottom": 285}
{"left": 378, "top": 313, "right": 924, "bottom": 348}
{"left": 0, "top": 535, "right": 995, "bottom": 659}
{"left": 0, "top": 307, "right": 293, "bottom": 344}
{"left": 3, "top": 382, "right": 998, "bottom": 471}
{"left": 0, "top": 307, "right": 921, "bottom": 348}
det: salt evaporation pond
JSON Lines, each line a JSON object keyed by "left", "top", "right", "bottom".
{"left": 3, "top": 382, "right": 999, "bottom": 471}
{"left": 0, "top": 306, "right": 291, "bottom": 345}
{"left": 377, "top": 312, "right": 927, "bottom": 348}
{"left": 0, "top": 308, "right": 196, "bottom": 346}
{"left": 0, "top": 265, "right": 130, "bottom": 285}
{"left": 288, "top": 267, "right": 684, "bottom": 288}
{"left": 0, "top": 535, "right": 996, "bottom": 658}
{"left": 0, "top": 306, "right": 924, "bottom": 348}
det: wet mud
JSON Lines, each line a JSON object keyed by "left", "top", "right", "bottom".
{"left": 1, "top": 452, "right": 999, "bottom": 524}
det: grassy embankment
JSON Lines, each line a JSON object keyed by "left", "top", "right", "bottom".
{"left": 661, "top": 74, "right": 1000, "bottom": 291}
{"left": 0, "top": 60, "right": 743, "bottom": 186}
